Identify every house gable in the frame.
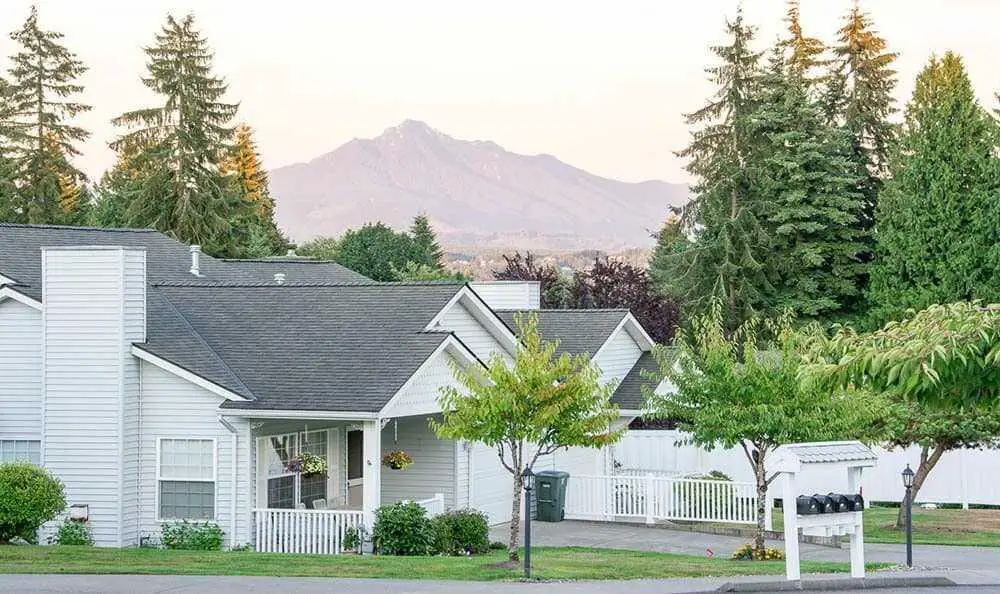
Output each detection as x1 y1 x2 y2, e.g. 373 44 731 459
426 286 518 363
379 335 481 418
0 297 42 439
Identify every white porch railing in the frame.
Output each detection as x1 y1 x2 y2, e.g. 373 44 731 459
413 493 446 517
253 508 364 554
565 474 757 525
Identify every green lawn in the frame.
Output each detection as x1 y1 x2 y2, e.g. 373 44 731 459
773 506 1000 548
0 545 873 581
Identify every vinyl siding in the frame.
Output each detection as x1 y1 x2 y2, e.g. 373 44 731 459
436 301 510 362
593 327 643 388
455 440 470 508
381 349 459 417
139 362 252 547
380 416 457 509
468 282 540 310
121 251 145 546
0 299 42 438
42 248 143 547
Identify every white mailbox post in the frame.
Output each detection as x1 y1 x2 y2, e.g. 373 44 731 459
771 441 878 581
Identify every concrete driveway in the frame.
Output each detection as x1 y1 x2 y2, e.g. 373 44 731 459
490 520 1000 571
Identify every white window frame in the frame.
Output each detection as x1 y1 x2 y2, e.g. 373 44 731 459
0 438 42 465
155 437 217 522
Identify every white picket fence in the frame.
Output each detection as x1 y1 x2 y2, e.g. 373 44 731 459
615 430 1000 507
252 508 364 554
565 474 757 525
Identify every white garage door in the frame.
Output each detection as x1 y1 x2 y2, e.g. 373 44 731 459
472 443 513 525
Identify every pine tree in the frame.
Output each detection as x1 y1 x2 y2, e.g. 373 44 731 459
409 213 444 268
867 52 1000 323
109 14 238 252
0 78 19 223
782 0 826 84
219 124 287 257
6 5 90 224
825 0 897 252
751 49 867 318
648 210 689 297
670 8 768 330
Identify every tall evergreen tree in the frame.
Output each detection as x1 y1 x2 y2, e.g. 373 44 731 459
824 0 897 255
6 5 90 224
669 8 768 330
751 50 867 318
782 0 825 84
109 14 238 253
0 78 19 223
409 213 443 268
219 124 287 257
867 52 1000 323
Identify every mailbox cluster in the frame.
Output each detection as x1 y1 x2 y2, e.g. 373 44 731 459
796 493 864 515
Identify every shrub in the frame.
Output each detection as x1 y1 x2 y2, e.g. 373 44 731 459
731 543 785 561
0 463 66 544
431 509 490 555
343 526 360 553
489 540 506 551
160 520 224 550
52 518 93 546
372 501 434 555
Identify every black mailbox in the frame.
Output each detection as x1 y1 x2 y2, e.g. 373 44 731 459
827 493 851 513
796 495 820 515
843 493 864 512
811 494 836 513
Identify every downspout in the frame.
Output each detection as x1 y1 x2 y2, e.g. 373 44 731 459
218 416 239 550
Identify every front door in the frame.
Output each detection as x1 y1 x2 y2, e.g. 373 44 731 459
347 430 363 508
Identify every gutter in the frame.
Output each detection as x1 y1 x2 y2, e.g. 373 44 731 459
217 416 239 550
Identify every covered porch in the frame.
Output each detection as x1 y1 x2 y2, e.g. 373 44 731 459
237 413 451 554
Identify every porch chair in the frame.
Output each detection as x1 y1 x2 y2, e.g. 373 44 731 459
311 498 328 510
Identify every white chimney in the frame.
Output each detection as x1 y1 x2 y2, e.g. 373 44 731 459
189 245 201 276
286 249 297 258
274 272 286 285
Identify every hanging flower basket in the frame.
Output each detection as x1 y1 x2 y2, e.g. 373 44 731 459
286 452 328 477
382 450 414 470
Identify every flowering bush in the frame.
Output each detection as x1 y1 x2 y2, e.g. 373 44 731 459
731 543 785 561
382 450 414 470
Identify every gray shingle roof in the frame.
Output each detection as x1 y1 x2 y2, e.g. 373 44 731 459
145 283 463 412
495 309 628 357
613 351 658 410
0 223 372 300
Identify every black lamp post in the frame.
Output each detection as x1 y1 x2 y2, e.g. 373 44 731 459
522 467 534 579
902 464 915 568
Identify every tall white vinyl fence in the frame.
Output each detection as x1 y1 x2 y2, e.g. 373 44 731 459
253 509 364 554
565 474 757 525
615 430 1000 508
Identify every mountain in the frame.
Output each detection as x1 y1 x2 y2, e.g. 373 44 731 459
270 120 689 250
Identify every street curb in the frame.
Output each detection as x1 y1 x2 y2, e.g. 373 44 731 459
713 576 957 591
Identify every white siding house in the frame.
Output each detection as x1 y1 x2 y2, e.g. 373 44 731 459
0 224 655 553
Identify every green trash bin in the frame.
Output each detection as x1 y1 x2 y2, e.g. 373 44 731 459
535 470 570 522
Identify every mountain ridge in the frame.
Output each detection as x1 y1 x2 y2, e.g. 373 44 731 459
271 120 689 250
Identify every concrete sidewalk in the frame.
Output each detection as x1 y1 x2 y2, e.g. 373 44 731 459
491 520 1000 571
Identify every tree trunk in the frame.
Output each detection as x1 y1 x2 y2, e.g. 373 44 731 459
508 471 524 562
895 444 946 529
753 454 768 558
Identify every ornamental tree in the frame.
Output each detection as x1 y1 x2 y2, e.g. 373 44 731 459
434 312 621 562
801 301 1000 527
645 300 882 557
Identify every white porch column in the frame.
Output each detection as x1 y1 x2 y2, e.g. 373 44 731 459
362 420 383 529
782 472 800 581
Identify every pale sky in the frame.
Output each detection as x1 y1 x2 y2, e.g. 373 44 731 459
1 0 998 184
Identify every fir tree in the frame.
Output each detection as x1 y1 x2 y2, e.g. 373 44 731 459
867 52 1000 323
782 0 826 84
750 49 867 318
824 0 897 256
7 5 90 224
409 213 443 268
647 210 689 297
109 14 238 252
220 124 287 257
670 8 768 330
0 78 19 223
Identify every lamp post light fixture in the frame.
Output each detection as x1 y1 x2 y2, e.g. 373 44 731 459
902 464 915 568
522 467 535 579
